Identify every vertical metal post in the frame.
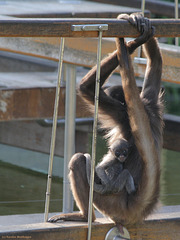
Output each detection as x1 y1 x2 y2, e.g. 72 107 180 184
137 0 146 58
141 0 145 15
175 0 179 46
87 28 103 240
44 37 65 222
71 23 108 239
63 64 76 213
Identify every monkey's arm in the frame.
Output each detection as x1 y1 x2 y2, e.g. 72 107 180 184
141 38 162 102
118 13 162 102
112 169 136 194
79 15 149 123
116 14 160 205
79 51 127 121
117 14 154 55
95 154 114 185
79 51 118 104
85 153 128 194
85 154 113 194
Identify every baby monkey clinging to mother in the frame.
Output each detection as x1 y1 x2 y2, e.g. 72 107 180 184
86 138 135 195
49 13 164 227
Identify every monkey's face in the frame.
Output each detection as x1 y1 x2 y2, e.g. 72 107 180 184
110 139 130 163
114 147 128 162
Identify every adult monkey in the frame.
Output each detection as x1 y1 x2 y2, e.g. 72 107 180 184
49 13 164 226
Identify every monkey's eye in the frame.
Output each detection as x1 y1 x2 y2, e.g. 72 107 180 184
115 150 121 157
122 149 128 156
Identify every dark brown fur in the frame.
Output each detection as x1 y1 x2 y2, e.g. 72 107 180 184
49 13 164 226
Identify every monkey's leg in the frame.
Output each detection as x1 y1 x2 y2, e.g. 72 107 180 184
48 153 96 222
113 169 136 194
85 154 111 194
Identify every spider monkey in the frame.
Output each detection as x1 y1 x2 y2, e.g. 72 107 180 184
49 13 164 226
85 138 135 195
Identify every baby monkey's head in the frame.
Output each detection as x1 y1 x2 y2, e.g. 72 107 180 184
110 138 131 163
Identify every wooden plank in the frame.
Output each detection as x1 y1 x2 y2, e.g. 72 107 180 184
0 1 145 19
92 0 180 18
0 37 179 84
0 19 179 37
0 110 179 152
0 72 58 88
163 114 180 152
134 43 180 84
0 206 180 240
0 87 89 121
0 121 89 156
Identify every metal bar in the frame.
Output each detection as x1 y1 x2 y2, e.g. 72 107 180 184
134 57 147 65
72 24 108 32
137 0 146 58
141 0 146 15
87 29 103 240
40 117 93 126
44 37 65 222
63 64 76 213
0 19 180 37
175 0 179 46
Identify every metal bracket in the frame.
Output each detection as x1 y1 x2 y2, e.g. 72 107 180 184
105 227 131 240
71 24 108 32
134 57 147 65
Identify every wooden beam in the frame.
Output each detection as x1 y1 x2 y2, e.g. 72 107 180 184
0 37 179 84
134 43 180 84
0 87 88 121
163 114 180 152
0 206 180 240
92 0 180 18
0 121 90 157
0 19 180 37
0 1 149 19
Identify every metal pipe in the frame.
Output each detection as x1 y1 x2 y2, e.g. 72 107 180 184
87 28 103 240
63 63 76 213
44 37 65 222
38 117 93 127
137 0 146 58
141 0 146 15
175 0 179 46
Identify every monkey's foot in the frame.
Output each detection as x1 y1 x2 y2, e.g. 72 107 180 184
48 214 66 223
116 223 124 235
48 212 89 223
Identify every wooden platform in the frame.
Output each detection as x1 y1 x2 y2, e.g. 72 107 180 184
0 1 145 19
0 38 179 84
0 206 180 240
93 0 180 18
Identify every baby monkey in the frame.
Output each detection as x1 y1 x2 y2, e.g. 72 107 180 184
86 138 136 194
